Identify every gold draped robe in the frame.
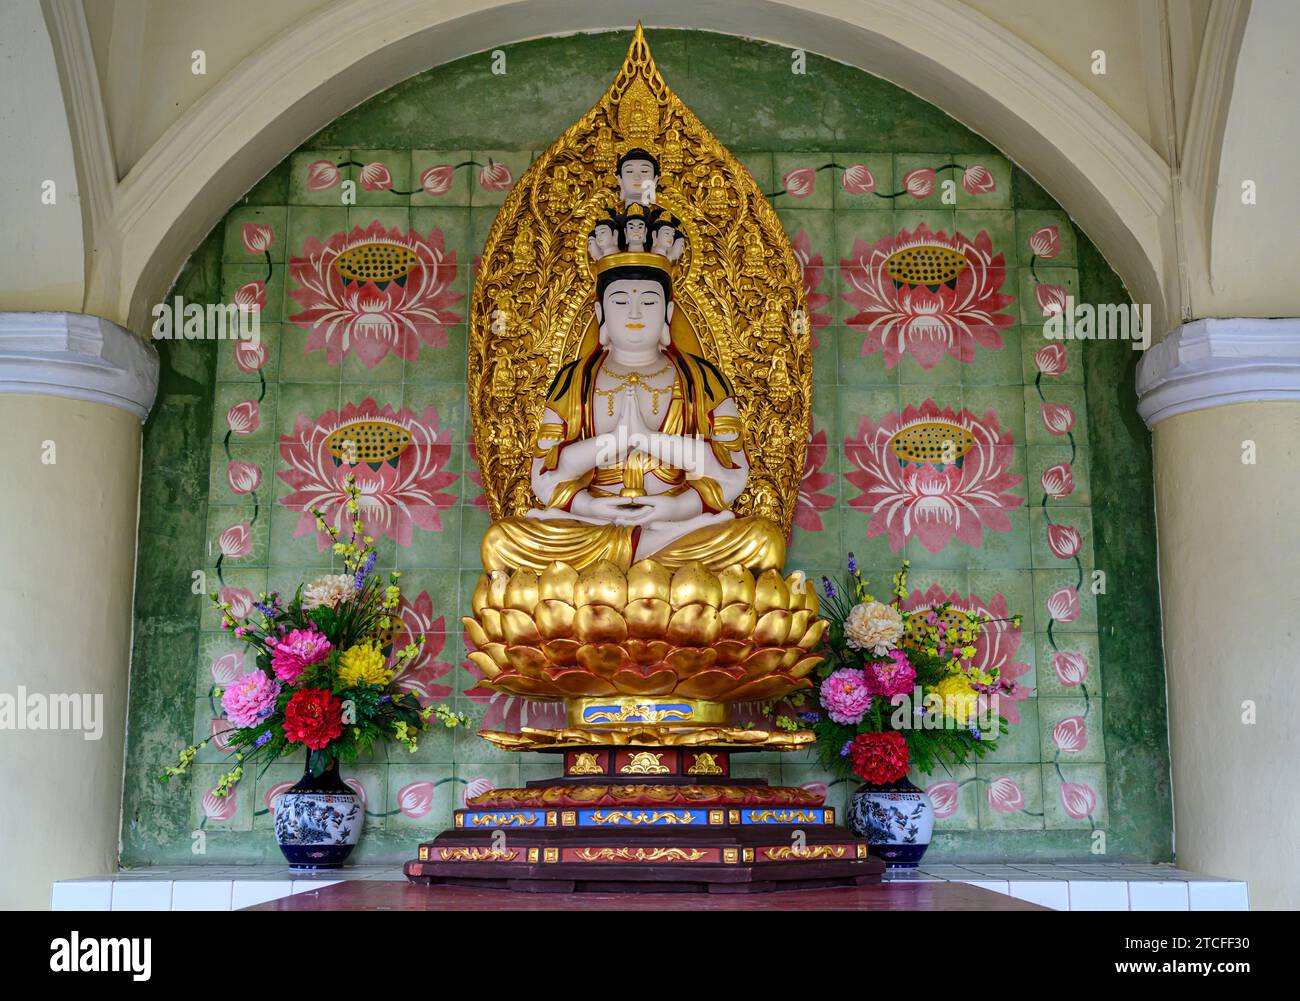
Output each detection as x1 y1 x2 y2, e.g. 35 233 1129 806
480 345 785 573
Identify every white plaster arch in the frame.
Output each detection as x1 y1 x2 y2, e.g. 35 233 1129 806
56 0 1180 334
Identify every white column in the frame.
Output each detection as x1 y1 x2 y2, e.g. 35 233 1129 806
1137 317 1300 911
0 312 157 908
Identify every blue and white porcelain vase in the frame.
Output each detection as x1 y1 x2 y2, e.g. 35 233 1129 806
848 778 935 868
274 760 362 869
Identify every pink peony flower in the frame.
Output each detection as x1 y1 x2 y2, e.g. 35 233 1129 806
241 223 274 254
1047 587 1081 623
1053 716 1088 753
1052 650 1090 686
306 159 341 191
1041 401 1077 435
903 168 935 198
268 628 332 684
865 648 916 698
227 400 260 435
1035 343 1067 376
1061 782 1097 819
1035 283 1068 317
358 162 393 191
1046 523 1082 559
398 780 436 817
478 160 513 192
1041 462 1075 499
1029 225 1061 259
841 163 876 194
819 667 874 725
927 781 959 818
782 167 816 199
227 461 262 495
221 668 281 728
961 164 996 194
420 164 454 195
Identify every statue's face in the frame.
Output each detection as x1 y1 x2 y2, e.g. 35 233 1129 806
593 223 615 247
651 225 676 252
619 159 658 204
598 279 672 350
625 219 647 244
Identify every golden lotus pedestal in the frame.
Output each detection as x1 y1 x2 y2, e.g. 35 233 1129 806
403 694 885 893
403 561 883 891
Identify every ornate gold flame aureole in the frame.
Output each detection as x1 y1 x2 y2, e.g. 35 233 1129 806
465 26 817 749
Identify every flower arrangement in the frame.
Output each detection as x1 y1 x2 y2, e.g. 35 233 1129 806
772 557 1020 786
163 475 465 796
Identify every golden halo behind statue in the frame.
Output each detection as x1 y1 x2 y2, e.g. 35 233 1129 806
468 24 811 538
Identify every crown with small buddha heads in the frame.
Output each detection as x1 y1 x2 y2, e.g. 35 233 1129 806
589 203 683 280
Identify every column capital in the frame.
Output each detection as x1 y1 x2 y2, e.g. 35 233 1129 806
0 312 159 420
1136 317 1300 427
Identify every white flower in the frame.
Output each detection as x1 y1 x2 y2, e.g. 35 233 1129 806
843 600 904 655
301 574 356 611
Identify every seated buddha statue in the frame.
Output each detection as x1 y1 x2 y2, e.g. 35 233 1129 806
480 213 786 575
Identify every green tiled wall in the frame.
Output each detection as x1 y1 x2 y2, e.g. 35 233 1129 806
120 30 1171 865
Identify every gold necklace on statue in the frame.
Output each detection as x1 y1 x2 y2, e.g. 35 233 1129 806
594 361 674 416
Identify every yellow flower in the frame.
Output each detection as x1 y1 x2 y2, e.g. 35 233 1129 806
934 672 979 725
338 643 393 687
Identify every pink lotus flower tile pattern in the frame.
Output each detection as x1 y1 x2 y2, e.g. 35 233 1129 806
842 224 1015 369
276 397 457 548
287 221 463 369
844 400 1024 553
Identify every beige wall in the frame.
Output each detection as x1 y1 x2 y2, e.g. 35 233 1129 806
1153 401 1300 910
0 394 143 908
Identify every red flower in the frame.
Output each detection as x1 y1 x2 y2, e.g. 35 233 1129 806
1061 782 1097 819
227 461 262 495
234 281 266 314
841 224 1015 370
927 781 959 818
1046 523 1082 559
902 168 935 198
848 731 910 785
241 223 274 254
218 523 252 558
1047 586 1081 623
1041 401 1077 435
226 400 260 434
1040 462 1075 498
987 777 1024 813
233 339 266 373
795 426 836 532
782 167 816 199
1052 716 1088 753
1052 650 1089 686
287 220 462 368
841 164 876 194
359 162 393 191
478 160 513 192
306 159 341 192
282 687 344 750
961 165 996 194
420 165 454 196
1029 225 1061 259
1035 283 1068 316
1035 343 1067 376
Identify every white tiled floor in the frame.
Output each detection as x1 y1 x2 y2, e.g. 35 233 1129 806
50 862 1249 910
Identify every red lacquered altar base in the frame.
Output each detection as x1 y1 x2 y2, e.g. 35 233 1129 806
252 880 1046 911
404 748 885 893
